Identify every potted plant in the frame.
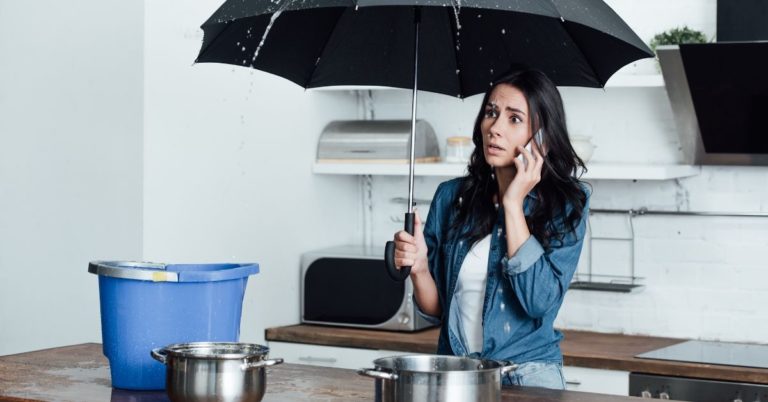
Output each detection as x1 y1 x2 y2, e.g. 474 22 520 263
649 26 708 54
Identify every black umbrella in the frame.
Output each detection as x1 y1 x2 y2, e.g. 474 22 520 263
196 0 652 280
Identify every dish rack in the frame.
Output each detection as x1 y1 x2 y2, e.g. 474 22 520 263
571 209 645 293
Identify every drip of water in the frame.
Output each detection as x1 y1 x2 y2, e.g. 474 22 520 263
450 0 462 29
450 0 462 51
251 5 286 63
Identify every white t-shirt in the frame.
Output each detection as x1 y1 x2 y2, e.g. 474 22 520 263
455 234 491 354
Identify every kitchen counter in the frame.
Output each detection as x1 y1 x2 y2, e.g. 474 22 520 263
266 325 768 385
0 343 659 401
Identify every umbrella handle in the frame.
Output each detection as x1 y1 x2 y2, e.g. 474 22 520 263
384 212 414 281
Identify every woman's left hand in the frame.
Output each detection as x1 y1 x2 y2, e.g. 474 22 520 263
503 142 544 207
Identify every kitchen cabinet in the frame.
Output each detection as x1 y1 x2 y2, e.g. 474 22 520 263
562 366 630 396
267 341 413 370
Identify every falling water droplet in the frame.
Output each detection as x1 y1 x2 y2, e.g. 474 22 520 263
501 29 506 34
504 322 511 333
500 303 506 311
252 10 284 62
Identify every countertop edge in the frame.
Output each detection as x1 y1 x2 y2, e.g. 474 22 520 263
266 325 768 385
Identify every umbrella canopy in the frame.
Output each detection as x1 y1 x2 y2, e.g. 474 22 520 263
196 0 652 281
196 0 653 97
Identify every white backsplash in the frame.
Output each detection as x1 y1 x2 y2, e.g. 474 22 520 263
369 166 768 344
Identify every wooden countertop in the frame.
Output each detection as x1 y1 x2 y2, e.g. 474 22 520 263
266 324 768 385
0 343 652 402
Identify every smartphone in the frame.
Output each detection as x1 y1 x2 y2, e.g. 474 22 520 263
516 129 545 168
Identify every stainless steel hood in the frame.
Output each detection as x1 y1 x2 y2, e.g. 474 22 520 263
657 43 768 165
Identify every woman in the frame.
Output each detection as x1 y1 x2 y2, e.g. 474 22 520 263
393 67 590 389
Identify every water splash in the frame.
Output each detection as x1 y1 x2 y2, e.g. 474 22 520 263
251 8 285 63
450 0 462 51
450 0 462 29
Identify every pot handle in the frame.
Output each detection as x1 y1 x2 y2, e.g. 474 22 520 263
500 361 518 375
242 358 284 370
150 348 168 365
357 368 399 381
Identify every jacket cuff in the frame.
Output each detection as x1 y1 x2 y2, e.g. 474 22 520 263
501 235 545 276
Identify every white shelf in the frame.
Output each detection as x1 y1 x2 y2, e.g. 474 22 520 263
581 164 699 180
313 162 700 180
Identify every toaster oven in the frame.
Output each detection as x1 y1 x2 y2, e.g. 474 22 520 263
300 245 438 332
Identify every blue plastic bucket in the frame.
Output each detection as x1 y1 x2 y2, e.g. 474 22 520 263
88 261 259 390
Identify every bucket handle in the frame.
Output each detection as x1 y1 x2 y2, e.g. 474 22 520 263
500 361 518 375
357 368 398 381
150 348 168 365
242 358 284 370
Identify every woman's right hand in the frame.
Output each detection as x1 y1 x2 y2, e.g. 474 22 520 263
393 211 429 277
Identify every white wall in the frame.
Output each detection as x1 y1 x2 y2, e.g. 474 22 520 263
2 0 761 356
365 0 768 344
0 0 144 354
142 0 360 345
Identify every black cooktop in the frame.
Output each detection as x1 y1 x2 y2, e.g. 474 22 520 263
636 340 768 369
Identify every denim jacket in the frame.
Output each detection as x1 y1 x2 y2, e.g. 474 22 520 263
417 177 590 364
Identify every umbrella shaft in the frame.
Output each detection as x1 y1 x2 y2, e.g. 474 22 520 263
408 8 420 214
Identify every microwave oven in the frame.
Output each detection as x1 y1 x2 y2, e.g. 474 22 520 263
300 245 438 332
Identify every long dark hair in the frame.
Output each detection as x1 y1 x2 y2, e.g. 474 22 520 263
450 67 589 249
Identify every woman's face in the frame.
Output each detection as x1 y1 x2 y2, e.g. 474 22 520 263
480 83 533 168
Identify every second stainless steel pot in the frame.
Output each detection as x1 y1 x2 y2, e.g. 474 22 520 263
151 342 282 402
358 355 517 402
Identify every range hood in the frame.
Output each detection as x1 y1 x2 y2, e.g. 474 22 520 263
657 42 768 165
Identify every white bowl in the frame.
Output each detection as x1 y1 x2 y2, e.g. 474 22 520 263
570 136 595 162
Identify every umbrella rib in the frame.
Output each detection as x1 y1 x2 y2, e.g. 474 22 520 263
303 7 350 88
545 1 603 86
560 20 604 86
445 6 464 98
196 22 239 63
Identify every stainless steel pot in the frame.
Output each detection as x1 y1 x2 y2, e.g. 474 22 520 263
151 342 283 402
358 355 517 402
